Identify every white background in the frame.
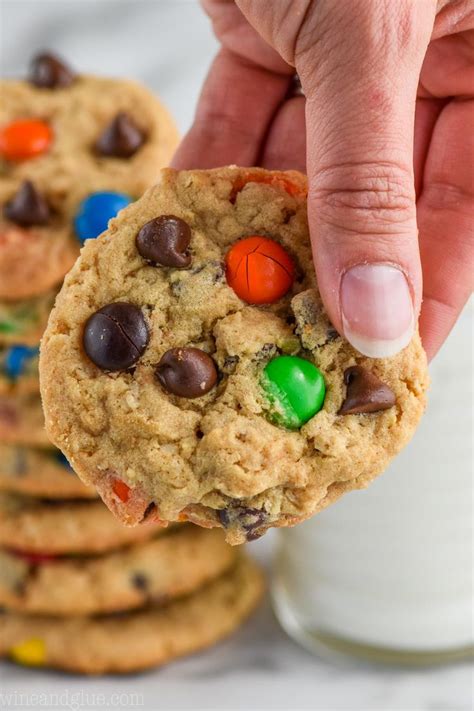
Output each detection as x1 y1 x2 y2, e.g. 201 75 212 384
0 2 472 709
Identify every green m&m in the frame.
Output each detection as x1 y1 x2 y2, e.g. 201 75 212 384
261 355 325 430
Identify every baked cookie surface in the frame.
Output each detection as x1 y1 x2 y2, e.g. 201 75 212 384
40 167 429 544
0 525 236 616
0 555 263 674
0 493 161 554
0 445 96 499
0 52 179 299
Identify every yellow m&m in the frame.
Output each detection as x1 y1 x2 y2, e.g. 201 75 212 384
10 637 45 666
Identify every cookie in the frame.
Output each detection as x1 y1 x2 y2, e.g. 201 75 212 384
0 393 48 447
0 525 237 616
0 52 179 299
0 290 56 347
0 445 96 499
0 493 162 554
0 555 263 674
0 343 39 395
40 167 429 545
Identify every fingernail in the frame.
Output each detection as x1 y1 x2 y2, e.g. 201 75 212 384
341 264 414 358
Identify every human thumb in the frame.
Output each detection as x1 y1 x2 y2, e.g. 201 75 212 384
237 0 436 356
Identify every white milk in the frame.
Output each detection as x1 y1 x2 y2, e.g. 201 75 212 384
273 305 473 662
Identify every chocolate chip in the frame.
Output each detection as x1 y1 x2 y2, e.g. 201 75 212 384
222 355 239 374
218 506 267 541
189 260 224 283
325 327 340 343
136 215 192 268
3 181 50 227
29 51 76 89
95 112 146 158
141 502 158 522
131 572 149 592
83 302 149 372
156 347 217 398
339 366 396 415
254 343 279 362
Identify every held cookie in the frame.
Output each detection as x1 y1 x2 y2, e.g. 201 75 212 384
0 445 96 499
40 167 429 544
0 493 162 554
0 526 237 616
0 52 179 299
0 556 263 674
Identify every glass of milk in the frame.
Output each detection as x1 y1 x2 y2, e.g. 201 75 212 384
272 305 473 664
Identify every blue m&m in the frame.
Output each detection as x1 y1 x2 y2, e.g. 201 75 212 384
3 345 39 380
53 450 73 470
74 191 133 244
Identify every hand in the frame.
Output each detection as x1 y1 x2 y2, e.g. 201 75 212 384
173 0 473 360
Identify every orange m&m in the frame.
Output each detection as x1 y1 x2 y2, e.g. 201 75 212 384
0 119 53 161
112 478 130 503
230 170 307 202
225 236 294 304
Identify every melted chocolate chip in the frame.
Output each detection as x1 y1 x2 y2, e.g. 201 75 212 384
95 112 145 158
222 355 239 374
339 366 396 415
325 327 340 343
131 572 149 591
156 347 217 398
136 215 192 268
29 52 76 89
83 302 149 372
4 181 50 227
218 506 267 541
141 502 158 522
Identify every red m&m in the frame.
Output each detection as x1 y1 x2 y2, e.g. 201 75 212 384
0 119 52 161
225 236 294 304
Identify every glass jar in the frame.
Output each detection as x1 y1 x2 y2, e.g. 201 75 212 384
272 306 473 665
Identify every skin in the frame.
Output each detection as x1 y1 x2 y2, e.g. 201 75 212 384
173 0 474 361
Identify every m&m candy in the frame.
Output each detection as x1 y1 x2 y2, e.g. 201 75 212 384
0 119 52 161
53 450 73 470
9 638 46 667
3 344 39 380
10 549 58 564
74 191 133 244
226 236 294 304
112 478 131 503
261 355 325 430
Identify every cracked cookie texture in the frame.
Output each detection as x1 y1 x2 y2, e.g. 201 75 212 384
40 167 429 544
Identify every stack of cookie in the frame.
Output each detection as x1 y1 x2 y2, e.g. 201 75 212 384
0 54 263 674
0 50 180 467
0 497 262 673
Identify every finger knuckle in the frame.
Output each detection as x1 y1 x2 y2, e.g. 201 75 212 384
311 162 416 233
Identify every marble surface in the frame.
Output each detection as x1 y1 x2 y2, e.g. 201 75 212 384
0 2 472 709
